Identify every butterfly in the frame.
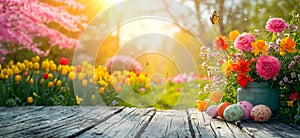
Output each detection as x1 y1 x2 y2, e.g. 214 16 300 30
210 11 220 24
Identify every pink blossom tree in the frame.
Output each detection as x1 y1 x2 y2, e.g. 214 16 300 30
0 0 86 62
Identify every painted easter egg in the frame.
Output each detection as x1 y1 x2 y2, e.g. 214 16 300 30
206 105 218 117
223 104 244 122
237 101 254 120
217 102 231 119
250 104 272 122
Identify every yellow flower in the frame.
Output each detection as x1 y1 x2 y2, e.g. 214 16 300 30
56 80 62 87
76 95 83 104
91 94 96 100
280 37 297 56
145 83 151 89
82 79 88 87
251 40 268 56
287 100 294 107
19 63 26 70
98 79 107 86
48 73 53 79
77 73 85 81
61 69 68 76
82 61 89 68
57 65 62 71
0 73 4 79
42 60 50 70
50 64 57 71
31 56 40 63
221 60 233 75
48 81 54 87
15 75 22 82
29 78 34 85
228 30 240 42
27 62 33 69
68 72 76 80
27 97 33 104
67 66 75 72
13 67 21 74
8 60 14 66
138 74 146 82
7 69 13 76
0 64 2 71
92 75 99 81
33 62 39 70
2 69 7 75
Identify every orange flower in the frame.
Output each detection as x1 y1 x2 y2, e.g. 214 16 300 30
27 97 33 104
196 100 208 111
280 37 297 56
232 59 250 73
251 40 268 56
82 79 88 87
215 35 229 50
228 30 240 42
222 60 233 75
98 87 105 94
237 73 253 88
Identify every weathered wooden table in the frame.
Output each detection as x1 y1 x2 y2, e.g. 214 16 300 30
0 106 299 138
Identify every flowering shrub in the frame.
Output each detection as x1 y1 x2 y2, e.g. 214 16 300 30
0 1 86 62
104 55 142 73
216 11 300 123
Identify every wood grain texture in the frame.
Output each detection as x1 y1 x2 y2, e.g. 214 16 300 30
0 106 300 138
140 110 192 138
238 121 283 138
187 108 215 138
79 107 155 138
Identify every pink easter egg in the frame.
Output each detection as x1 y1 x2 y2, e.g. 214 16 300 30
206 105 218 117
250 104 272 122
237 101 254 120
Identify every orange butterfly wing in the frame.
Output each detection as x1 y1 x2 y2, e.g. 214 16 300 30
210 11 220 24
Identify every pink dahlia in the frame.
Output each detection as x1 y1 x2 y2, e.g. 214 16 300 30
256 56 281 80
265 18 288 33
234 33 255 52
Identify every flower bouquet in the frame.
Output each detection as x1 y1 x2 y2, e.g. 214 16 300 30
215 11 300 123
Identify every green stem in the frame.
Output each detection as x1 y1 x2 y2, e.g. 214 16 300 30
264 32 272 40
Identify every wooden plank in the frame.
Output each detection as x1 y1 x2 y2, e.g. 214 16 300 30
260 121 300 137
0 106 83 136
187 108 214 138
79 107 156 138
17 106 124 138
0 106 43 120
238 121 283 138
225 121 251 138
210 117 235 138
0 107 7 111
140 110 192 138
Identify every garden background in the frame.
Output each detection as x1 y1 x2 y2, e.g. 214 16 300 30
0 0 299 124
